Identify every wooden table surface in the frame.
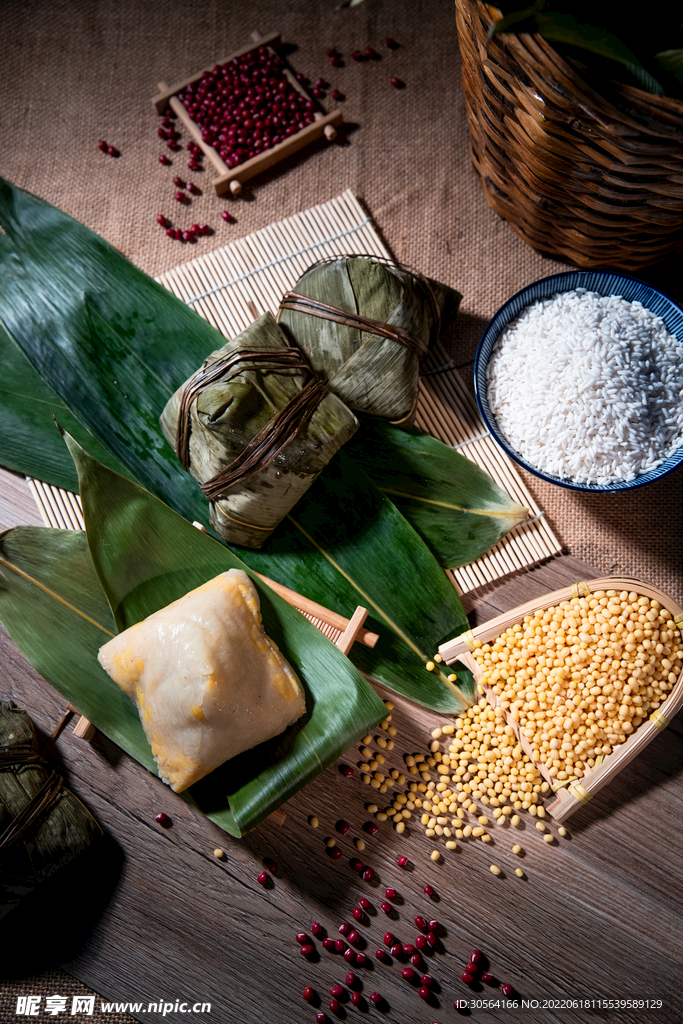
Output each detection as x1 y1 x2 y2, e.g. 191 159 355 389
1 467 682 1024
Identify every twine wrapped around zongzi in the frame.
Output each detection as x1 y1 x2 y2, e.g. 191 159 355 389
160 312 358 549
277 255 459 425
0 700 102 920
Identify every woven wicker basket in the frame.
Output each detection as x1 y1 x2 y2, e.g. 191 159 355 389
456 1 683 270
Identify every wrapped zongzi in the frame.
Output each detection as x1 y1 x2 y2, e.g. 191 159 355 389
0 700 102 920
277 256 461 424
160 312 358 548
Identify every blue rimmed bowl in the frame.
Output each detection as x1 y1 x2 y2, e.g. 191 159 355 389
474 270 683 492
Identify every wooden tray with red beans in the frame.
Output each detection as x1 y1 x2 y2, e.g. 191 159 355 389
152 31 343 196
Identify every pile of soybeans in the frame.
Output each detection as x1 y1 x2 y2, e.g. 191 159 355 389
469 589 682 781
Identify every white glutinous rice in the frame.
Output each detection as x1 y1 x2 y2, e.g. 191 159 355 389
486 289 683 485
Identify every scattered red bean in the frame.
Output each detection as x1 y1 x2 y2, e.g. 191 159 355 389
167 140 179 150
355 952 368 967
155 812 171 826
221 210 235 223
300 944 314 957
383 932 395 946
420 975 433 988
358 897 371 910
347 930 360 945
470 949 483 963
339 764 354 777
362 821 379 835
481 972 494 984
362 867 374 882
465 962 478 974
397 855 408 868
410 953 421 967
334 939 346 953
350 992 362 1006
316 1014 328 1024
390 943 402 958
174 191 186 202
312 922 324 937
329 998 339 1012
182 231 195 242
462 971 475 985
423 884 435 897
329 847 343 860
401 967 416 981
427 932 438 948
349 857 364 873
352 908 363 922
415 915 427 931
156 215 167 227
98 140 107 152
330 985 344 998
345 972 356 987
390 76 403 89
351 50 363 61
303 986 315 1002
172 176 184 187
186 181 199 194
380 902 392 914
336 819 350 835
256 871 268 885
375 949 388 963
403 944 416 956
322 937 335 951
339 922 351 936
295 932 309 944
418 986 430 1000
343 947 355 964
106 146 118 157
173 228 182 240
365 47 378 59
385 38 399 49
415 935 427 950
428 919 439 931
501 984 514 997
369 993 382 1005
165 227 175 238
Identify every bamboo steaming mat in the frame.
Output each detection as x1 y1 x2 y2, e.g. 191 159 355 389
28 189 560 594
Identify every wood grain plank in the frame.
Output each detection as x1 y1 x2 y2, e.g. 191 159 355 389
2 555 682 1023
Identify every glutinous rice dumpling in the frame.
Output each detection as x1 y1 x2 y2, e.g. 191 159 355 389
98 569 306 793
160 311 358 549
277 255 461 425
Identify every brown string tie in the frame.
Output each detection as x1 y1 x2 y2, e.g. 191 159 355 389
279 291 429 359
176 346 330 498
0 767 64 849
0 744 42 768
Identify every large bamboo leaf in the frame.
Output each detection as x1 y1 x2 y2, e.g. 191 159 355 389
0 322 131 491
0 178 475 712
348 418 529 569
0 440 388 837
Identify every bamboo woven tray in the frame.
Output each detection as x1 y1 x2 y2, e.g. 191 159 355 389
439 576 683 822
27 190 561 594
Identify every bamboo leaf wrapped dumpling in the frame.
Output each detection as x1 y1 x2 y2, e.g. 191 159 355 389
277 256 462 424
98 569 307 793
160 312 358 549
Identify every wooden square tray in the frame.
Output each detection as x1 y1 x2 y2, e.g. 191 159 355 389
152 31 342 196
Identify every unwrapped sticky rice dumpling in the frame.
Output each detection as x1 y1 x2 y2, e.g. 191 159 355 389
97 569 306 793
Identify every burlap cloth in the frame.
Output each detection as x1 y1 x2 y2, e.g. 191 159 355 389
0 0 681 1015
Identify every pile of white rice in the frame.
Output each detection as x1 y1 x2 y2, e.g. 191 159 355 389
485 288 683 485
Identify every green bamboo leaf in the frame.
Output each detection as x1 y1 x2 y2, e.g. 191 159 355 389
0 321 132 491
346 418 529 569
0 439 389 837
0 178 475 712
